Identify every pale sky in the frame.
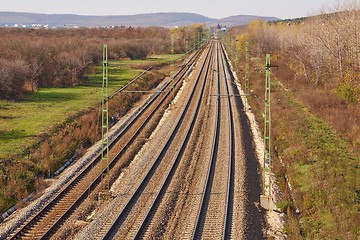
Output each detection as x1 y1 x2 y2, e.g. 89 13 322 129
0 0 351 19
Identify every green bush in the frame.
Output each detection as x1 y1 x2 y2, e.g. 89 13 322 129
336 81 359 103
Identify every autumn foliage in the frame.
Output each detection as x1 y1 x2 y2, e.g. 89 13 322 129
0 25 208 215
225 2 359 238
0 27 170 99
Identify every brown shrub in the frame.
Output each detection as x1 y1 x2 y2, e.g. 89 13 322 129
0 58 29 99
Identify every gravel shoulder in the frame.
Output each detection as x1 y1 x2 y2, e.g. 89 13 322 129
223 44 286 239
0 73 168 239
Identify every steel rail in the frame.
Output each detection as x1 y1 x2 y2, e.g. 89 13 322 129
8 47 204 240
192 40 235 239
219 41 235 240
192 41 221 240
101 42 214 240
132 42 215 239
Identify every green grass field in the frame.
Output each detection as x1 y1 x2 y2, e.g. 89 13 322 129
0 54 183 159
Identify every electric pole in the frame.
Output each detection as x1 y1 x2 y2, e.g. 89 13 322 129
101 44 110 195
244 42 250 111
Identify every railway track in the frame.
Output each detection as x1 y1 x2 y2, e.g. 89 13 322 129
98 41 215 240
5 39 264 240
219 41 235 240
5 45 205 240
132 41 216 240
94 40 239 239
192 40 235 239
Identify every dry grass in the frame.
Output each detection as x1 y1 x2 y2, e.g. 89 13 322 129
229 49 360 239
0 64 166 214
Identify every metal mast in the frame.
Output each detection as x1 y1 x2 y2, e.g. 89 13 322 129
264 54 271 197
101 44 110 190
194 32 197 50
171 32 174 93
244 42 250 111
186 31 189 63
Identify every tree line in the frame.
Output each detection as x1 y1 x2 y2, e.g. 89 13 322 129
0 24 207 214
230 3 359 101
224 1 359 238
0 25 206 99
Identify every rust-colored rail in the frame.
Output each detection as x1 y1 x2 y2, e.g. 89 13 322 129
7 48 204 240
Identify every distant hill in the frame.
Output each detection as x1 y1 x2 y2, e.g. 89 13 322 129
208 15 279 26
0 12 279 28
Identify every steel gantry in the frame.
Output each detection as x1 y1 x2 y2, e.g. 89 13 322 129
260 54 275 210
264 54 271 190
101 44 110 191
244 41 250 111
186 31 189 63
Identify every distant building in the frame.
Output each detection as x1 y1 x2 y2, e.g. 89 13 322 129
220 27 227 32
